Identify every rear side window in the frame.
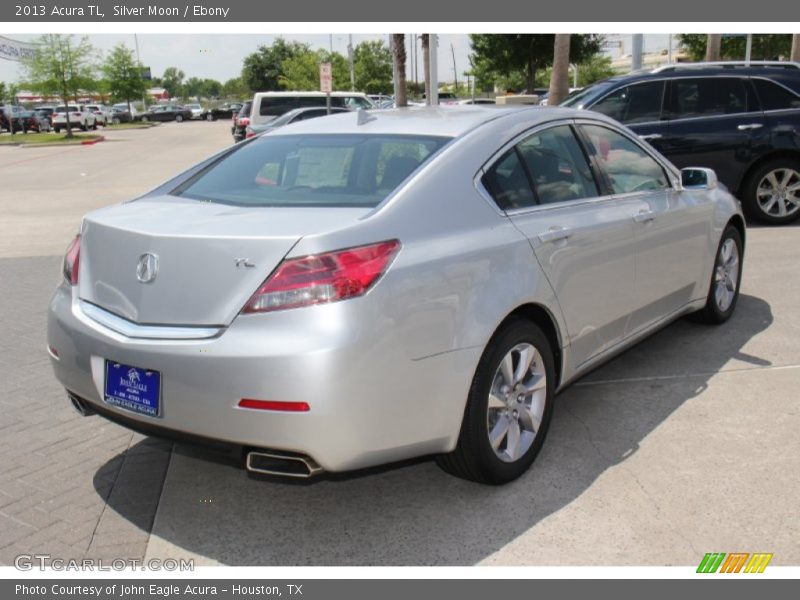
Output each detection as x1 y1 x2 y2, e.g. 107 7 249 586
591 81 665 124
752 78 800 110
298 96 328 108
669 78 749 118
517 125 599 204
259 97 297 117
580 124 669 194
481 149 536 210
172 134 450 208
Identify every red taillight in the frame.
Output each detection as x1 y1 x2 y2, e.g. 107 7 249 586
242 240 401 314
72 112 81 117
63 234 80 285
245 131 256 139
238 399 310 412
238 117 250 127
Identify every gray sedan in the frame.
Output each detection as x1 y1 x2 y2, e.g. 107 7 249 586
47 107 744 484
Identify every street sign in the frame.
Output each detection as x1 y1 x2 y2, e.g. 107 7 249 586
320 62 332 93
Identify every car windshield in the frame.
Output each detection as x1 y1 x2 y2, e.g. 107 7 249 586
560 83 612 108
172 134 451 208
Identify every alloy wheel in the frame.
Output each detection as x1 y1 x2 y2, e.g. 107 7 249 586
714 238 740 312
756 168 800 219
486 343 547 463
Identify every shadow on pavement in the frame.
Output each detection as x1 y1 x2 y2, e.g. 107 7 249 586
93 294 773 565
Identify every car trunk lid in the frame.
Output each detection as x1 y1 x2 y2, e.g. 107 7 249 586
78 196 370 326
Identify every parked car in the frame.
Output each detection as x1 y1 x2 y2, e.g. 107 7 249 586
184 103 204 120
84 104 114 126
48 106 744 484
112 102 138 118
458 98 497 105
231 101 253 142
249 92 374 130
244 106 349 139
201 102 243 121
561 61 800 224
33 105 57 120
110 107 133 124
0 104 24 132
368 94 394 107
51 106 97 132
136 105 193 123
10 110 52 133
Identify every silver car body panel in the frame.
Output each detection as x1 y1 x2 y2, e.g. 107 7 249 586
47 106 744 472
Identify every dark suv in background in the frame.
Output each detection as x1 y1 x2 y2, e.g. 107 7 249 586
562 61 800 224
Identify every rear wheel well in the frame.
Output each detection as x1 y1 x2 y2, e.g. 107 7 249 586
499 304 563 389
739 150 800 194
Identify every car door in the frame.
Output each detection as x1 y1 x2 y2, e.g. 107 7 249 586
659 76 768 190
587 79 669 153
577 122 712 335
481 122 639 366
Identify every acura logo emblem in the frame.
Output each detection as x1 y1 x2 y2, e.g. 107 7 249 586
136 253 159 283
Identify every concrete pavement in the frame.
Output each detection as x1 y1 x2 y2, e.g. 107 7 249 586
1 121 798 567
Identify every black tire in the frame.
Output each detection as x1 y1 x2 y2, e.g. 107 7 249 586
692 225 743 325
740 158 800 225
206 113 215 122
141 116 149 123
436 318 555 484
81 122 87 132
92 121 98 130
175 114 184 123
54 127 61 133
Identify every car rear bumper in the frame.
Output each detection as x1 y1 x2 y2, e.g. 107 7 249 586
47 283 477 472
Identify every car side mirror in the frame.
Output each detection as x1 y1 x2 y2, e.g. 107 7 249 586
681 167 718 190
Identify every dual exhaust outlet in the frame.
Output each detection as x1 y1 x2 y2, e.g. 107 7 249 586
66 392 323 479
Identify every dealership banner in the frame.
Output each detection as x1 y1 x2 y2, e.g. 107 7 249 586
1 0 800 21
0 35 37 62
3 579 799 600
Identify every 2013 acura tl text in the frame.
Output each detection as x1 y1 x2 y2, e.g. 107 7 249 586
47 107 745 484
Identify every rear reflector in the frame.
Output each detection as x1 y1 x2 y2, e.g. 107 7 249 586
238 399 310 412
242 239 401 314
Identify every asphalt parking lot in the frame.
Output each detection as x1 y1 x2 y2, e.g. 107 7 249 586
1 121 798 566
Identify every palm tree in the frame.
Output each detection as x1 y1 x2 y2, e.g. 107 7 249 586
391 34 407 107
791 34 800 63
421 34 431 105
705 34 722 61
548 34 571 106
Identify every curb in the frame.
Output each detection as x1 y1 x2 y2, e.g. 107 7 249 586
80 136 105 146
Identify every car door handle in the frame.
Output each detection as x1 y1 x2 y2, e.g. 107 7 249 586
639 133 663 141
737 123 764 131
538 227 572 243
633 210 656 223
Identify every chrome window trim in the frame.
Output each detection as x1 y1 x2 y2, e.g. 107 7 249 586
474 118 681 215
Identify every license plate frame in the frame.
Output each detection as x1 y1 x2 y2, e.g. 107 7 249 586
103 360 162 418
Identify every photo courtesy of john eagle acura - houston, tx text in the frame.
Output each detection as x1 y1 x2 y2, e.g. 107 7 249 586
47 106 745 484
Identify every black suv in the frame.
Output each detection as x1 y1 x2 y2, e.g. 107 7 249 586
562 62 800 224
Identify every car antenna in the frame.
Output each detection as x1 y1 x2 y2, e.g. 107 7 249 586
356 109 377 126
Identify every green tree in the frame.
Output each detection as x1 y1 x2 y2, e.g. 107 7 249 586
0 82 7 103
575 55 616 87
677 34 795 61
469 34 603 93
222 76 248 98
279 48 349 91
19 34 96 137
183 76 203 99
200 78 222 99
101 43 146 112
353 40 392 94
161 67 185 99
241 38 307 92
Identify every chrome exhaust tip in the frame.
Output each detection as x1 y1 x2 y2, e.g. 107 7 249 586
246 450 323 479
67 392 96 417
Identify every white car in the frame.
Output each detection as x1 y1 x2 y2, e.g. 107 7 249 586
51 106 97 132
84 104 114 126
184 103 204 120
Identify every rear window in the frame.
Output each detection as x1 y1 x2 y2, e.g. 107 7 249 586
752 78 800 110
172 134 451 208
669 78 751 118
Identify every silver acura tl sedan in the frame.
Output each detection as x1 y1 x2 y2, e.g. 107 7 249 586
47 106 745 484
